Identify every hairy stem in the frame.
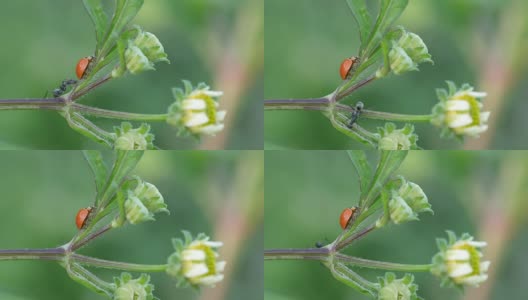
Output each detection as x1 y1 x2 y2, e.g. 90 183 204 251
361 110 433 122
335 254 433 272
71 224 113 252
71 254 167 272
0 98 65 111
0 247 65 261
71 103 168 121
264 248 330 261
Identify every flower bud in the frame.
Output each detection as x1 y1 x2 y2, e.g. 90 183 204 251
134 31 169 63
167 81 226 136
388 45 417 75
386 176 432 224
398 181 432 213
123 178 168 225
397 32 432 65
167 231 226 288
113 273 156 300
378 273 420 300
378 123 418 150
114 122 154 150
431 81 490 138
133 180 168 213
431 231 490 287
124 45 155 75
388 196 417 224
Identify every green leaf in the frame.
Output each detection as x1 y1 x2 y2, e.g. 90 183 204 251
83 150 109 196
100 0 144 57
97 150 144 208
362 150 407 209
347 151 372 200
362 0 408 59
345 0 373 50
82 0 109 53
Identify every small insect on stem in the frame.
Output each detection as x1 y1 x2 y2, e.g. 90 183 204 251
75 207 93 230
347 101 364 128
53 79 78 97
76 56 94 79
339 206 359 230
339 56 359 80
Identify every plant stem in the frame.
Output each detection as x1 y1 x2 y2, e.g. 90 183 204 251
335 224 377 251
336 76 377 101
335 254 432 272
0 98 65 111
72 74 112 100
264 97 330 111
361 110 433 122
264 248 329 261
71 224 112 252
71 103 168 122
71 254 167 272
0 247 65 261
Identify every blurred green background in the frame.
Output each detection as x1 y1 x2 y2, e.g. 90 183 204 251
264 0 528 149
0 0 263 150
0 151 263 300
264 151 528 300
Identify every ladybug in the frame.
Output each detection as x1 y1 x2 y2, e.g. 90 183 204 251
339 56 358 80
76 207 93 229
339 207 358 229
76 56 94 79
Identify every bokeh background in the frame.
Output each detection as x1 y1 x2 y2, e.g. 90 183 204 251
265 151 528 300
0 151 263 300
264 0 528 149
0 0 263 150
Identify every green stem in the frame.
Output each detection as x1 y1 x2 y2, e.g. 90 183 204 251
71 254 167 272
0 247 65 261
71 103 168 122
264 248 329 261
0 98 65 111
335 254 433 272
72 75 112 100
264 97 331 111
71 224 112 252
361 110 433 122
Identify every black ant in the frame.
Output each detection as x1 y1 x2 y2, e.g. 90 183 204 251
347 101 364 128
52 79 78 97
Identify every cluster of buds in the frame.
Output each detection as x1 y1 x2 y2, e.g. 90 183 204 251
377 273 420 300
378 28 433 77
378 176 432 225
432 81 490 138
113 273 156 300
114 122 154 150
167 81 226 136
431 231 490 287
113 26 170 77
377 123 419 150
167 231 226 288
115 177 169 226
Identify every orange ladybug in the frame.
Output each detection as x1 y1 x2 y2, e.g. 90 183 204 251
339 56 358 80
76 56 94 79
339 207 358 229
75 207 93 229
